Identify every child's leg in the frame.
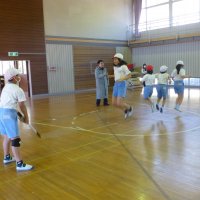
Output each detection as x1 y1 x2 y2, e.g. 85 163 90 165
156 98 161 110
162 98 166 107
11 137 22 162
3 135 11 157
2 135 15 164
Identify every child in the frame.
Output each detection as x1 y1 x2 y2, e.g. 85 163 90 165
0 68 33 171
111 53 133 119
95 60 109 106
155 65 171 113
171 60 190 112
142 65 156 112
141 63 147 76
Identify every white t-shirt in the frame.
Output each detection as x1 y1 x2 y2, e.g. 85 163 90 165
0 83 26 110
142 74 155 85
156 73 170 84
171 68 186 81
114 65 131 81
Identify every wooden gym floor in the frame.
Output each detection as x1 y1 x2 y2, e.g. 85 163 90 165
0 87 200 200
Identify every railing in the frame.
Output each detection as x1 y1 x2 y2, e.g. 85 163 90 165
128 13 200 44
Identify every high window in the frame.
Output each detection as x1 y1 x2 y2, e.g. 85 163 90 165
139 0 200 31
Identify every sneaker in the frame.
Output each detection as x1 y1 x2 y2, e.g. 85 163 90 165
3 156 15 164
128 106 133 117
160 107 163 113
16 162 33 171
156 104 159 111
124 109 128 119
174 107 182 112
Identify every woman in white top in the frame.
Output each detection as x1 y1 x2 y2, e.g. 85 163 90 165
155 65 171 113
171 60 190 112
110 53 133 119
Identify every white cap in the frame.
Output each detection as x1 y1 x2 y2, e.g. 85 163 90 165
113 53 123 60
160 65 168 72
4 68 19 81
176 60 184 65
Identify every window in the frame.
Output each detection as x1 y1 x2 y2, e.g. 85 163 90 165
147 0 169 7
173 0 200 26
139 0 200 32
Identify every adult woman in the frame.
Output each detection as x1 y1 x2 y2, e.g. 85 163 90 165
95 60 109 106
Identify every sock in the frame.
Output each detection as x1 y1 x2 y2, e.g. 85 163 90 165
4 154 11 160
17 160 23 167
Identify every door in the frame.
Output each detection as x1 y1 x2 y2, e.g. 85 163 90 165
0 60 31 97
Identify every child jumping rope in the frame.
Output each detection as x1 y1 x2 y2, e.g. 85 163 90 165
155 65 171 113
142 65 156 112
110 53 133 119
171 60 190 112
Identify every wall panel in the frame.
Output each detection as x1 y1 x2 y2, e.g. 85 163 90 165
132 41 200 77
46 44 74 94
73 46 116 90
0 0 48 95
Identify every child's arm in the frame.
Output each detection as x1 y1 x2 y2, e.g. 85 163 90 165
18 101 29 124
168 74 172 84
108 74 114 78
116 73 131 82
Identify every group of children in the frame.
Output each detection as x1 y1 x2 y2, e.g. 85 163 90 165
95 53 190 119
142 60 190 113
0 53 189 172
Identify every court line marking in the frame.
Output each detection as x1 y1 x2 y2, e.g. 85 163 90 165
68 104 200 137
30 103 200 138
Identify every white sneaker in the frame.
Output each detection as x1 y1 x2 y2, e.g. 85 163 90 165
16 163 33 171
124 109 128 119
174 107 182 112
3 156 15 164
128 106 133 117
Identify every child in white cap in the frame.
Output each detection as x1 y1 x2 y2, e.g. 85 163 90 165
0 68 33 171
110 53 133 119
142 65 156 112
155 65 171 113
171 60 190 112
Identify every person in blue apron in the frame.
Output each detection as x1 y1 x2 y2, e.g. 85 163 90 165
95 60 109 106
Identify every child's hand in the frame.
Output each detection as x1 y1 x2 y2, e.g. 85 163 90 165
108 75 114 78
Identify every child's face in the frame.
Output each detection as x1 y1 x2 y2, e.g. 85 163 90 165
98 62 104 68
113 57 119 66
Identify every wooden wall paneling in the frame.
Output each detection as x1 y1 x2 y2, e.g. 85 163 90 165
0 0 48 95
73 46 116 90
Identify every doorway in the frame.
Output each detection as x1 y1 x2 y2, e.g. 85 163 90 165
0 60 32 97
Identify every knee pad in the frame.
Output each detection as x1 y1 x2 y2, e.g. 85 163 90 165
11 138 21 147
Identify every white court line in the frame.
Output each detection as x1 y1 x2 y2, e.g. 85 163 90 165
69 104 200 137
32 104 200 138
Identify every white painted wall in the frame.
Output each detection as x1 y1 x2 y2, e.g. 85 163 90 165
43 0 133 40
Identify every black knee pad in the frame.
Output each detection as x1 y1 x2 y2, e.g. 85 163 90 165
11 138 21 147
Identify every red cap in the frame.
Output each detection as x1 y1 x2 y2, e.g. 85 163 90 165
146 65 153 71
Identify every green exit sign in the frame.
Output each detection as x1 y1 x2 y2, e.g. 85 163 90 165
8 52 19 56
